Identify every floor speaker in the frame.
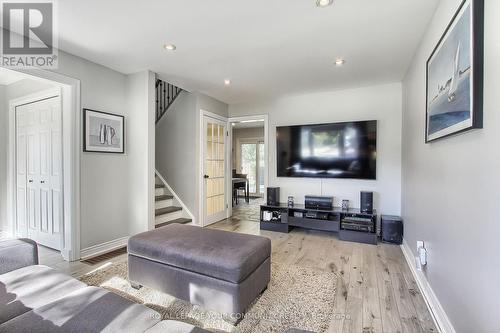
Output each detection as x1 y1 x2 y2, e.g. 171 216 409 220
381 215 403 244
360 191 373 213
267 187 280 206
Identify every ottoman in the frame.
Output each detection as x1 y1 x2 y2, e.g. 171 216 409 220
128 224 271 315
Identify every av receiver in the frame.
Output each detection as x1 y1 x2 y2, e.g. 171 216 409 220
305 211 329 220
341 214 375 233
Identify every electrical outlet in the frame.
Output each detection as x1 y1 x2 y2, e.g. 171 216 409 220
416 241 427 269
416 240 427 268
415 256 422 271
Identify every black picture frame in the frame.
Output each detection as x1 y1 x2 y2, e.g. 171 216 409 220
425 0 484 143
83 108 125 154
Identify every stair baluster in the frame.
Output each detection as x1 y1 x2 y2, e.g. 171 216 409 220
155 79 183 124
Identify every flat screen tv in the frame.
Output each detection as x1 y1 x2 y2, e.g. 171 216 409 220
276 120 377 179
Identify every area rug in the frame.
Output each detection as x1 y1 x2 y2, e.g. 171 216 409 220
78 262 336 333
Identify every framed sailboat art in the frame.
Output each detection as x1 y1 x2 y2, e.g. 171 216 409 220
83 109 125 153
425 0 484 143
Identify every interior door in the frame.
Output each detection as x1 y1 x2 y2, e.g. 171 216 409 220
16 96 62 250
203 116 227 226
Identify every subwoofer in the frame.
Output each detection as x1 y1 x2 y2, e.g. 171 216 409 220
360 191 373 213
267 187 280 206
381 215 403 244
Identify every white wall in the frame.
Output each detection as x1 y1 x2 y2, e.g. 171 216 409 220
402 1 500 332
53 51 131 249
4 78 55 100
156 90 228 223
126 71 156 235
229 83 402 214
0 85 6 232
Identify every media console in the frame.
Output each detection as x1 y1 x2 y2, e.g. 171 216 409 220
260 203 378 245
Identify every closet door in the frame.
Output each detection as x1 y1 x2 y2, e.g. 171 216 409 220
16 96 62 250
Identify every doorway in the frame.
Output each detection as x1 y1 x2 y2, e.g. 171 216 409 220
4 67 81 261
228 115 268 218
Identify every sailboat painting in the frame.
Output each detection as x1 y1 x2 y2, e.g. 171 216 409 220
426 0 483 142
84 109 125 153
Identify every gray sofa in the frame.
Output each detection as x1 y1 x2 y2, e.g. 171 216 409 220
0 238 209 333
128 224 271 315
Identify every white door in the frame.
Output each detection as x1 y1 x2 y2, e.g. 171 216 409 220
16 96 62 250
203 116 227 226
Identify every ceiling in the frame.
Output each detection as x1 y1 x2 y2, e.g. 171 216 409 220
55 0 439 104
0 68 26 85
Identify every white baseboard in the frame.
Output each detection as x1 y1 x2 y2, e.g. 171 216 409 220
400 239 456 333
80 236 129 260
155 170 196 225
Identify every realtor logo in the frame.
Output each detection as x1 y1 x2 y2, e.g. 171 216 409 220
1 0 58 68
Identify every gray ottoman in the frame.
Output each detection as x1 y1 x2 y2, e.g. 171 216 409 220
128 224 271 315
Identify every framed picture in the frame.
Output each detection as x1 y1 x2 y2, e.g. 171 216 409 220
425 0 484 143
83 109 125 153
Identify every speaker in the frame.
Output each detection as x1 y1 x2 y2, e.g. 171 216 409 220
267 187 280 206
381 215 403 244
360 191 373 213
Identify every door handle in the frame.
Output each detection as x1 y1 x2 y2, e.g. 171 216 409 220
204 175 209 179
28 179 33 183
40 181 45 184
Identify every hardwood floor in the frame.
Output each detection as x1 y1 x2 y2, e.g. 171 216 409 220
33 199 437 333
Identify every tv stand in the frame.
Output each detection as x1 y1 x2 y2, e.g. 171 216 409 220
260 203 377 245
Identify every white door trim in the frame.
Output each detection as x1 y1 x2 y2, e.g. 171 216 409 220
227 115 269 218
199 109 229 227
7 69 81 262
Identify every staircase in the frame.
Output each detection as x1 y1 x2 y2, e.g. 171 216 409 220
155 175 192 228
156 79 183 124
155 77 189 227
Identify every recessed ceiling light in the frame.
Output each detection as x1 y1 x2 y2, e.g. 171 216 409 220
164 44 176 51
316 0 333 7
335 58 346 66
224 79 231 85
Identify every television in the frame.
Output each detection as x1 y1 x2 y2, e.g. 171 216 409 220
276 120 377 179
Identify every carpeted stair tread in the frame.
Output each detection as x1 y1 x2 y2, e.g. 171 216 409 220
155 218 192 228
155 194 173 201
155 206 182 216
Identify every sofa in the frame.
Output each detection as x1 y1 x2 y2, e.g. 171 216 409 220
0 238 209 333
